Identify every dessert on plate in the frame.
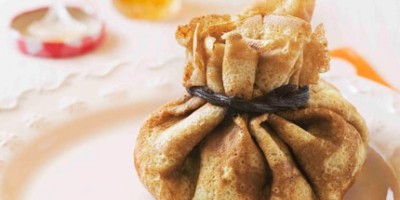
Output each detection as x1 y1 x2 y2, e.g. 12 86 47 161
134 0 368 199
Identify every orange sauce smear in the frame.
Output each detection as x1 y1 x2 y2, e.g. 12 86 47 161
330 48 396 91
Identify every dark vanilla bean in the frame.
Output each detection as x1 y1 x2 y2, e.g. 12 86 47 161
187 85 309 113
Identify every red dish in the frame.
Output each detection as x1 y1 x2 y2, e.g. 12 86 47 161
10 7 105 58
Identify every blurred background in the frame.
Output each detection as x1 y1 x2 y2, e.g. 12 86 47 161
0 0 399 111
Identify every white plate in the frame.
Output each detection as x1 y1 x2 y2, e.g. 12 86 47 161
1 58 400 200
2 102 156 200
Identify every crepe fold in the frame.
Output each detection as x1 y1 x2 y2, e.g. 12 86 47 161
176 13 329 100
134 1 368 200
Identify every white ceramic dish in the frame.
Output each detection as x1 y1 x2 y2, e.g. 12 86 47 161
1 58 400 200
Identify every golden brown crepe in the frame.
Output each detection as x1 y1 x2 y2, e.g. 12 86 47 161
134 0 368 200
